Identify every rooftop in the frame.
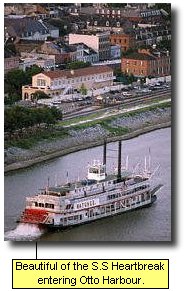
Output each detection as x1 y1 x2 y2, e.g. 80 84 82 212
4 17 58 38
40 65 113 79
69 30 110 36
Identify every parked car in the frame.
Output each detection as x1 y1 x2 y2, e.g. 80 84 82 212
122 92 132 96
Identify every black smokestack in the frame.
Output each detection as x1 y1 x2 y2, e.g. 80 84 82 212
117 140 122 181
103 139 107 166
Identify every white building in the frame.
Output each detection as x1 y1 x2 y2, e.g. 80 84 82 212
22 65 114 100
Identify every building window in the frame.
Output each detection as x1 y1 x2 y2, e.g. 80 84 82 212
37 78 46 87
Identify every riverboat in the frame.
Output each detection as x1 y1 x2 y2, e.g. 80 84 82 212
19 141 161 229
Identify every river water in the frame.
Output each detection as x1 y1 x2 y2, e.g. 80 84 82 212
4 128 171 241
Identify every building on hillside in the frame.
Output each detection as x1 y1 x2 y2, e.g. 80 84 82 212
134 25 171 47
4 4 48 17
86 16 136 33
4 57 20 74
110 32 136 52
4 17 59 41
69 4 166 23
69 43 99 63
40 41 67 55
19 53 55 71
40 41 99 64
69 31 110 61
14 39 44 54
121 48 171 77
22 65 114 100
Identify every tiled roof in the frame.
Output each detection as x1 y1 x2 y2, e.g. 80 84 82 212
40 66 113 79
123 53 155 60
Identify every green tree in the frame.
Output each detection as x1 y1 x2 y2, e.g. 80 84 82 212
49 107 62 120
4 94 21 105
4 105 62 134
79 83 87 95
4 65 43 103
5 69 26 96
25 65 43 84
32 91 50 101
66 61 91 70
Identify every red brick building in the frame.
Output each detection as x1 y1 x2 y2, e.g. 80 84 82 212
121 49 171 77
110 33 135 52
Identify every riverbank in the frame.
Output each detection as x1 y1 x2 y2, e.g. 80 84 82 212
4 117 171 173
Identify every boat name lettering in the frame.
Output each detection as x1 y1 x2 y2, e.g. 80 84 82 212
74 198 99 210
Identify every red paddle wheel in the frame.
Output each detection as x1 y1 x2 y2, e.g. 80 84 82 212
20 208 49 224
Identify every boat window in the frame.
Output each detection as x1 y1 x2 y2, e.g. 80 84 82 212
39 203 44 207
66 204 72 210
89 168 98 174
45 203 54 209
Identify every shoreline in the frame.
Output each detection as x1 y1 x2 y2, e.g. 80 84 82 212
4 121 171 173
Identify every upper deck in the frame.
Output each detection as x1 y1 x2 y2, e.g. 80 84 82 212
39 170 148 199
